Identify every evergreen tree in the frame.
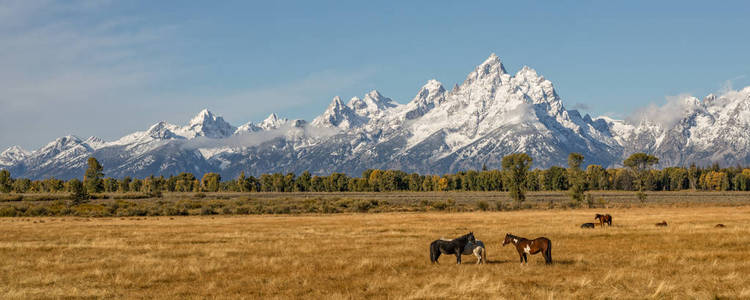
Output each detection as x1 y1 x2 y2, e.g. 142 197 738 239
83 157 104 194
238 171 247 192
68 178 88 205
567 153 586 203
501 153 533 208
0 169 11 193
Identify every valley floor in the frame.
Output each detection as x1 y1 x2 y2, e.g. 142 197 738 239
2 206 750 298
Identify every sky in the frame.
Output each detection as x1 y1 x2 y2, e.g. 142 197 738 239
1 0 750 151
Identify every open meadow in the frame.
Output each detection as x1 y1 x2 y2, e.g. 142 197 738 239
2 199 750 298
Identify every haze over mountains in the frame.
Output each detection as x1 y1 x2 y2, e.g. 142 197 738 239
3 54 750 180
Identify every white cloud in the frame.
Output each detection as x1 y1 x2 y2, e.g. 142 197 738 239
180 123 340 151
629 93 700 128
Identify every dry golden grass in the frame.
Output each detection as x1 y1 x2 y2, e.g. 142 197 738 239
2 205 750 299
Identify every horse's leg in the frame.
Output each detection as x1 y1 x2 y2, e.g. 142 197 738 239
456 252 461 264
523 253 528 264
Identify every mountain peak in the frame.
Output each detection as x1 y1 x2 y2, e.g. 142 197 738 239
189 109 214 125
260 113 288 130
479 53 507 73
312 96 363 129
0 145 31 166
463 53 508 86
182 109 235 138
264 113 279 123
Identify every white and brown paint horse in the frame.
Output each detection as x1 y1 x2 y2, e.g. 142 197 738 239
440 238 487 264
502 233 552 265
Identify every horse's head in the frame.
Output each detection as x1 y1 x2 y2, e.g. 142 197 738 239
595 214 602 220
467 232 476 244
502 233 512 246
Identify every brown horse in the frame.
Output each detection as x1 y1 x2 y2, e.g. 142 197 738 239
655 220 668 227
715 224 726 228
502 233 552 265
595 214 612 226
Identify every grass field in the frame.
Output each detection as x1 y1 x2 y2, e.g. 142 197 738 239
2 203 750 298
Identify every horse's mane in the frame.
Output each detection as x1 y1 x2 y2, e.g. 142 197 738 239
506 233 525 241
456 232 473 241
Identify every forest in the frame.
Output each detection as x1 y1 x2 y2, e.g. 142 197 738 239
2 152 750 196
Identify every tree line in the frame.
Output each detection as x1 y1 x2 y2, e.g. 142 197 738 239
2 153 750 200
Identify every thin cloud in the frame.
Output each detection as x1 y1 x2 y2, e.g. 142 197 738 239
571 102 591 111
181 123 340 151
628 93 699 128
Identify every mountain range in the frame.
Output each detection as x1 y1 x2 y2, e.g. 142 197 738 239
3 54 750 180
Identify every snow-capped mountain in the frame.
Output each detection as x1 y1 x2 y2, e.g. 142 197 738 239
3 54 750 179
0 146 30 168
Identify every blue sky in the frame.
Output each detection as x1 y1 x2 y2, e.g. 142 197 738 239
1 0 750 151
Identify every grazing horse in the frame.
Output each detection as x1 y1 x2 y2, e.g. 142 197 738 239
430 232 476 264
502 233 552 265
580 223 596 229
655 220 668 227
595 214 613 226
441 238 487 264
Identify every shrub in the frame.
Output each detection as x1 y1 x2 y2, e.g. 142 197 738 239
355 200 378 212
235 206 251 215
0 195 22 202
430 201 447 210
0 206 18 217
200 206 216 215
476 200 489 211
25 206 49 216
194 193 206 199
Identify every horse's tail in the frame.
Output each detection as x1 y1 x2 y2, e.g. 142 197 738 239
429 241 438 263
545 240 552 264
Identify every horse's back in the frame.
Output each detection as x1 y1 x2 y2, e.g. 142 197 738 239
463 240 484 254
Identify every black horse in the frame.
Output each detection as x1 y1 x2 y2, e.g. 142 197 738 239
430 232 476 264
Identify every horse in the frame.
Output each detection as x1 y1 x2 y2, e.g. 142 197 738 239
595 214 612 226
440 238 487 264
655 220 668 227
580 222 596 229
502 233 552 265
715 224 726 228
430 232 476 264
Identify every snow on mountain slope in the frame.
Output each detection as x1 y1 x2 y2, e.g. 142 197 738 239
4 54 750 179
0 146 30 167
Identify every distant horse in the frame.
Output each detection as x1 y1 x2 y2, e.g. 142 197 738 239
441 238 487 264
502 233 552 265
655 221 668 227
595 214 612 226
715 224 726 228
430 232 476 264
580 223 596 229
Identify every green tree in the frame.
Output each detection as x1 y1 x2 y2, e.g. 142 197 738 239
501 153 533 208
119 177 132 193
67 178 88 205
0 169 11 193
83 157 104 194
623 153 659 201
12 178 31 193
567 153 586 203
201 173 222 192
